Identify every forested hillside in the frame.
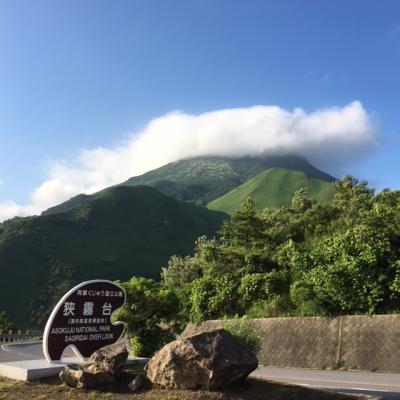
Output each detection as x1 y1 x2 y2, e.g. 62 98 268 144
0 186 226 328
161 177 400 326
0 155 337 329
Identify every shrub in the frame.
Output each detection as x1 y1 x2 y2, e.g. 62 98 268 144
114 277 179 357
223 316 261 354
0 311 13 331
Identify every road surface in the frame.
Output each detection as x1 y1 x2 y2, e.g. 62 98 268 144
1 342 400 398
0 341 74 362
252 366 400 399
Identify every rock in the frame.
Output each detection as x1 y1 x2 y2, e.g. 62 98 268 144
128 374 145 392
59 341 129 389
59 364 82 388
85 340 128 377
59 366 115 389
145 328 258 390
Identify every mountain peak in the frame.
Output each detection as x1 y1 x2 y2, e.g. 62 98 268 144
43 154 335 216
123 154 335 204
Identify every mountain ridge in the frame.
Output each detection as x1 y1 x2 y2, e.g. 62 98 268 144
43 155 335 216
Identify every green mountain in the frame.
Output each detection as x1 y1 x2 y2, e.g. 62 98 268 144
1 155 337 327
44 155 335 215
0 186 226 328
208 168 335 214
43 193 92 215
123 155 335 204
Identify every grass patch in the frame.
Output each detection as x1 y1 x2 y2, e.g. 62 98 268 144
208 168 335 214
0 381 15 391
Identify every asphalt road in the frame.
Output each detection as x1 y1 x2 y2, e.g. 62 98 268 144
1 342 400 398
251 367 400 399
0 341 75 362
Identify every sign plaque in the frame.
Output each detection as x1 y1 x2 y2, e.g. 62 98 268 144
43 280 126 362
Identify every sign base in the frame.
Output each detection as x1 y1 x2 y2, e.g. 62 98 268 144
0 356 148 382
0 357 81 381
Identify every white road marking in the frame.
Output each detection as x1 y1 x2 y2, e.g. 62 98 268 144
253 374 400 390
301 384 391 393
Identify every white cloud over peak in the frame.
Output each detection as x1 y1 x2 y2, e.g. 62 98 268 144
0 101 378 222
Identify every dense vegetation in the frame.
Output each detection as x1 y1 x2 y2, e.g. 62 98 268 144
117 176 400 355
0 155 336 330
208 167 335 214
114 277 179 357
0 186 226 328
0 310 13 332
161 176 400 324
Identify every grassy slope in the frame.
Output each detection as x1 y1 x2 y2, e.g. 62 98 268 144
124 155 335 204
0 186 226 327
44 155 335 215
208 168 335 214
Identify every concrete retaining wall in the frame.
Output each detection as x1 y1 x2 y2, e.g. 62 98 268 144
182 314 400 373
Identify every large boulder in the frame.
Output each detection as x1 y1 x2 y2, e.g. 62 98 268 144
84 340 128 376
59 365 115 389
145 328 258 390
60 341 128 389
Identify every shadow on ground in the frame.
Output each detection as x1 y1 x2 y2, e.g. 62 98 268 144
0 369 370 400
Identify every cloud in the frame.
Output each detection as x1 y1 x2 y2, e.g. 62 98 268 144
0 101 378 222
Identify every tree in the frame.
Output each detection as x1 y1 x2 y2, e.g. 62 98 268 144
114 277 179 357
292 225 392 314
161 255 203 328
189 273 240 324
157 176 400 326
161 255 203 291
332 176 374 227
291 188 314 212
220 197 264 248
0 311 13 332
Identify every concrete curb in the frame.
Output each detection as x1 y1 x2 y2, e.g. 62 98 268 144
0 356 149 382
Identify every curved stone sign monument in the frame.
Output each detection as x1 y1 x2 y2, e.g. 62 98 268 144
43 280 126 363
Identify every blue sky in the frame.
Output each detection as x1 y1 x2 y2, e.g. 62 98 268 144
0 0 399 218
